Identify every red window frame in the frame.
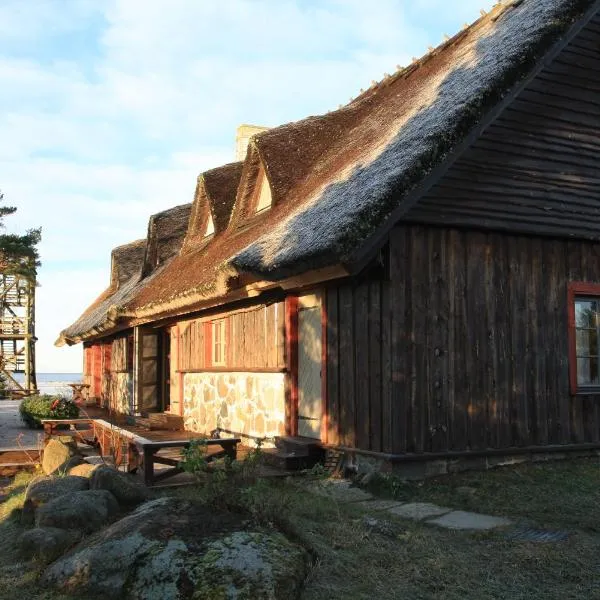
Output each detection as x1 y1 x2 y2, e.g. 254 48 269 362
567 282 600 395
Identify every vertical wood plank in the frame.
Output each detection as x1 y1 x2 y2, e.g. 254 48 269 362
326 288 340 446
338 285 356 447
390 228 409 453
368 281 382 453
381 281 393 454
285 297 299 437
354 282 370 449
429 229 448 452
266 304 276 369
465 232 487 450
493 234 511 448
567 240 584 443
508 237 528 446
321 290 329 443
532 237 548 445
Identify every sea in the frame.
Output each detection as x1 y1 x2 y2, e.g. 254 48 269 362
12 372 83 397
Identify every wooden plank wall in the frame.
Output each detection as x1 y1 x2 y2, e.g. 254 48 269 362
110 336 128 372
326 224 600 453
406 14 600 242
178 302 285 371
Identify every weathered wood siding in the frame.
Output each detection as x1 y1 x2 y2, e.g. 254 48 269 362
110 336 128 372
177 302 285 371
406 14 600 240
326 225 600 453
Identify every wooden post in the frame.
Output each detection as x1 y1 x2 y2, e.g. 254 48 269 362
285 296 299 437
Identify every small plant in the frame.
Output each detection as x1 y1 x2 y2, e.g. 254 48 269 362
307 462 330 479
181 439 210 475
19 394 79 429
180 436 269 512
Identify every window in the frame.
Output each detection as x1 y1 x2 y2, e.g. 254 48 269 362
212 320 226 366
204 214 215 237
255 176 272 212
568 282 600 394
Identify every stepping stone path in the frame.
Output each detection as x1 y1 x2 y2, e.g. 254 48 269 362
305 479 513 532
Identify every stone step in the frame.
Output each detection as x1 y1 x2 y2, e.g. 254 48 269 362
260 448 322 471
274 436 325 458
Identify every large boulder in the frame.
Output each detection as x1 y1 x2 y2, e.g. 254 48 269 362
191 531 308 599
22 475 89 524
68 463 100 478
36 489 119 534
89 465 149 506
18 527 81 563
42 497 308 599
42 439 78 475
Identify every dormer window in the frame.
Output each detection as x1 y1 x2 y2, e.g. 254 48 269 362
204 214 215 237
254 170 272 213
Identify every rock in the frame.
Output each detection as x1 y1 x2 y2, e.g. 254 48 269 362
191 531 308 599
42 439 77 475
36 489 119 534
362 515 403 538
68 463 100 478
42 497 308 599
90 465 149 506
56 455 86 475
18 527 81 563
22 475 89 524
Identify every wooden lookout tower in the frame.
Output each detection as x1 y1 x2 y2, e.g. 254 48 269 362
0 273 37 396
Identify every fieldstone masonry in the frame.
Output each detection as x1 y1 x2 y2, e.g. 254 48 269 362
183 372 286 446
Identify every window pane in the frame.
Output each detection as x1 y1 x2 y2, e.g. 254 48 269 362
576 329 599 356
575 300 598 328
577 357 600 386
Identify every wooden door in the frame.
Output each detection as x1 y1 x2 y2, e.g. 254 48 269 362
297 294 323 439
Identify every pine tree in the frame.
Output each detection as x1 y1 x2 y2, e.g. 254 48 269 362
0 191 41 280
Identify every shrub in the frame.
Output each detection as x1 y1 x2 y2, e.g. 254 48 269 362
19 394 79 429
0 372 8 398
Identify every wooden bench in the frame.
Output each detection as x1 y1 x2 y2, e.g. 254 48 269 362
41 419 97 447
133 438 241 486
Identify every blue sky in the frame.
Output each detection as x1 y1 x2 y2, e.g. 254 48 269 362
0 0 496 372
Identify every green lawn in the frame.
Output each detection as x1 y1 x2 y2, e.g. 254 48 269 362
1 458 600 599
366 456 600 532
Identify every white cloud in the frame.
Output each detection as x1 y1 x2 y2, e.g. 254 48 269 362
0 0 495 372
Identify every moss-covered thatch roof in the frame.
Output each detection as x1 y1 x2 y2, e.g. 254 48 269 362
125 0 595 320
56 239 146 346
58 0 597 338
56 204 191 346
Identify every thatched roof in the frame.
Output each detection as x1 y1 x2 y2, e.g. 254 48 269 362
142 203 192 276
123 0 594 320
56 204 191 346
56 239 146 346
111 239 146 286
181 162 243 254
233 0 594 276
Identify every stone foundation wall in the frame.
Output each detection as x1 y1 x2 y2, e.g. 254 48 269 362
183 372 286 446
108 372 132 415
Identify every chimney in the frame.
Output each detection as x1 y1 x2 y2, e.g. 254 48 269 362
235 124 269 161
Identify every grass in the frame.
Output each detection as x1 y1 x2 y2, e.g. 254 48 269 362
167 457 600 599
1 458 600 599
365 456 600 531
